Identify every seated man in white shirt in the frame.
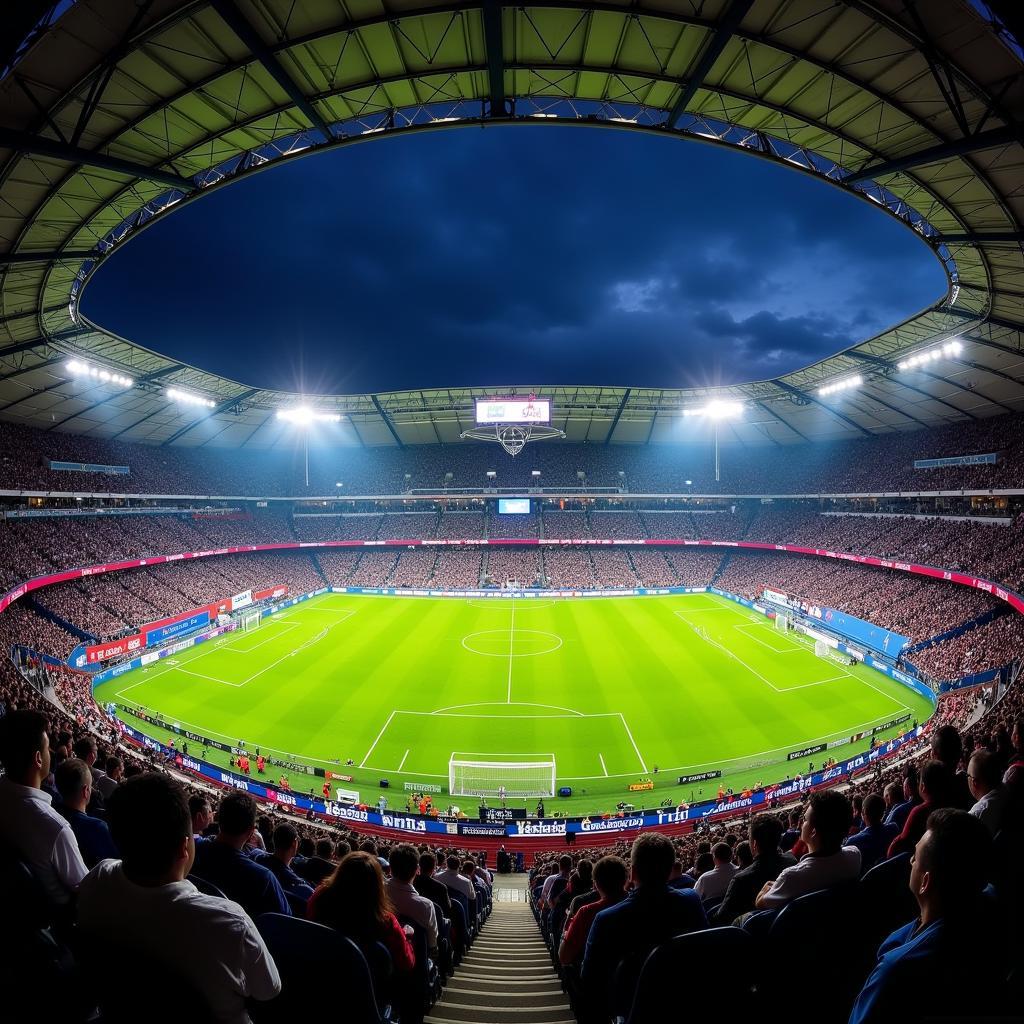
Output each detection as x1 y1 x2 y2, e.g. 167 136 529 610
386 843 439 951
0 709 87 906
693 842 739 903
754 790 861 911
436 853 477 907
78 772 281 1023
967 749 1009 837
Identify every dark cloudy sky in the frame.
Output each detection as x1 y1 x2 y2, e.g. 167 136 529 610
83 126 945 395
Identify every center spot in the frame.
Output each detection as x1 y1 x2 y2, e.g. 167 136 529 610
461 630 563 657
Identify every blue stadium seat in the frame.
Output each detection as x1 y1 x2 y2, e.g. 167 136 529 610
253 913 387 1023
857 853 915 950
626 928 756 1024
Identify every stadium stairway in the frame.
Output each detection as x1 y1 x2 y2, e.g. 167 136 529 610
426 893 573 1024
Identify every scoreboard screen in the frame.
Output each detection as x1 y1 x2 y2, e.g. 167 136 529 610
498 498 531 515
475 398 550 425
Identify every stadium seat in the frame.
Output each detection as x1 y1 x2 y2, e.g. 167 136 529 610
187 873 228 899
625 928 757 1024
857 853 916 950
762 884 862 1022
397 914 442 1024
253 913 387 1023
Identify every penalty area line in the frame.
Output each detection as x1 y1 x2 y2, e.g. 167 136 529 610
618 713 649 774
360 710 396 768
398 749 410 772
599 753 608 777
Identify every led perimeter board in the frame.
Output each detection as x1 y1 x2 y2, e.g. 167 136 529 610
475 398 551 425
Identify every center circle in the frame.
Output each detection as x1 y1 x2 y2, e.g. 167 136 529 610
461 629 563 657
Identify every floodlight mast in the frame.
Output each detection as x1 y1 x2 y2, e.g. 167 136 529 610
682 401 744 482
276 407 343 486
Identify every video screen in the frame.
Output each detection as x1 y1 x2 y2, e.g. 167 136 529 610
475 398 551 425
498 498 531 515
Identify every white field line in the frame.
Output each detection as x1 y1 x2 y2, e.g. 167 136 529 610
599 753 608 777
734 623 802 654
178 668 243 687
360 710 397 768
400 710 618 720
432 701 585 716
237 627 329 687
398 749 410 772
229 622 300 654
618 713 649 774
506 598 516 703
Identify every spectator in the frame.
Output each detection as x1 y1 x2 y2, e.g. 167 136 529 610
387 844 440 951
1003 714 1024 788
192 790 291 917
71 734 106 817
254 823 314 906
713 813 796 924
0 709 87 905
755 791 861 910
294 837 336 885
848 810 1000 1024
436 853 477 908
887 760 952 858
844 794 898 874
307 851 415 972
94 754 123 801
692 842 738 902
541 854 573 910
189 794 213 838
413 851 452 918
967 749 1009 836
581 833 707 1016
559 855 628 967
884 765 921 831
929 725 973 810
53 757 119 867
667 859 696 890
77 772 281 1022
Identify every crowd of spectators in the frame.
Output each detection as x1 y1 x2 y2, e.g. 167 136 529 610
4 409 1024 497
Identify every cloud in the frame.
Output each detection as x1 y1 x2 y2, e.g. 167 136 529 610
83 126 946 393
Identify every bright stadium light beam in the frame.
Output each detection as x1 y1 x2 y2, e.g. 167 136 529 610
66 359 133 387
681 400 744 481
167 388 215 409
897 338 963 370
276 406 344 486
818 375 862 397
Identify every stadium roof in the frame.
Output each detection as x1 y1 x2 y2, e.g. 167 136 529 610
1 0 1023 450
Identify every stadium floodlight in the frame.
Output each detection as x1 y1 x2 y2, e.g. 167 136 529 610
897 339 963 370
167 388 215 409
681 400 743 482
276 407 342 425
682 400 743 419
66 359 133 387
276 406 343 486
818 375 863 397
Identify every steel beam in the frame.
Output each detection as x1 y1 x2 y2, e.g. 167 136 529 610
0 127 194 190
371 394 404 447
604 388 631 444
0 250 96 265
210 0 332 142
772 380 873 436
0 329 87 359
664 0 755 128
940 232 1024 244
482 0 507 117
755 400 811 442
845 124 1019 184
844 352 977 419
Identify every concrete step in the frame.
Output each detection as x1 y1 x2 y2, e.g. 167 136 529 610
439 988 568 1007
424 1002 574 1023
447 979 562 994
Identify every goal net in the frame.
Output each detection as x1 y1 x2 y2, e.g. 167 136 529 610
241 611 262 632
775 612 790 632
448 754 556 798
814 639 830 658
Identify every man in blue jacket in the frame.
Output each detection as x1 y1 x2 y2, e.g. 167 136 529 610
582 833 707 1017
193 790 291 917
849 809 1001 1024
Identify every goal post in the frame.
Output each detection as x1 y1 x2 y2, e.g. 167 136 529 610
448 754 556 798
241 611 262 632
774 612 790 632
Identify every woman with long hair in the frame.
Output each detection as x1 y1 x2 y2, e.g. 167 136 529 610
307 851 415 971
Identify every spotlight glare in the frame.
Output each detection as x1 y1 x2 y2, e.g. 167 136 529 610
277 406 342 425
66 359 133 387
683 400 744 419
167 388 216 409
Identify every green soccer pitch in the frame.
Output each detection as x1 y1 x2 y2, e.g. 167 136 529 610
94 592 935 816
